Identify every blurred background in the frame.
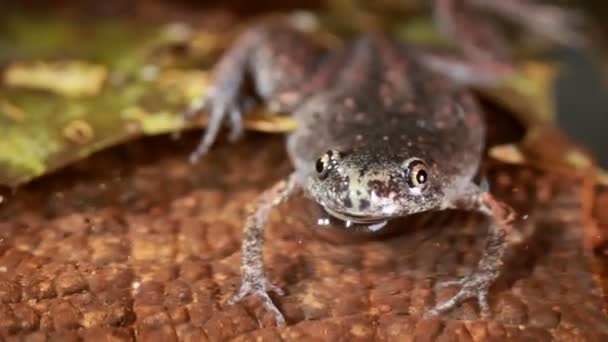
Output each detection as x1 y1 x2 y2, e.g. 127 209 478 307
1 0 607 189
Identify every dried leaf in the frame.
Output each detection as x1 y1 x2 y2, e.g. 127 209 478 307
0 15 293 188
488 144 526 165
478 61 558 126
4 61 108 98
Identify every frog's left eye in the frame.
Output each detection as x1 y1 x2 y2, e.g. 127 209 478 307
315 150 340 179
404 158 429 188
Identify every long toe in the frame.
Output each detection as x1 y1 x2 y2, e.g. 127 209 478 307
228 106 244 142
255 291 286 326
426 288 468 318
267 283 285 296
477 291 491 317
436 278 466 289
228 283 252 305
189 147 208 164
182 107 200 120
182 97 207 120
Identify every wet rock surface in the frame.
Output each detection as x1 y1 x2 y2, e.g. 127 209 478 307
0 130 606 341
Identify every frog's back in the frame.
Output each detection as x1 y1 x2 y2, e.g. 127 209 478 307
286 34 485 188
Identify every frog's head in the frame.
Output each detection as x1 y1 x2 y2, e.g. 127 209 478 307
307 149 442 227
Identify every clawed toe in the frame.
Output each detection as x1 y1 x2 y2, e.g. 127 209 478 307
184 97 246 162
228 284 250 305
426 272 494 318
254 290 287 326
182 95 208 121
229 279 286 326
227 106 244 142
435 278 465 289
189 146 209 164
182 106 202 121
476 290 490 317
268 283 285 296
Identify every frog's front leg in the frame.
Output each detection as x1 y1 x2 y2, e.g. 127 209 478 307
426 184 517 318
185 23 319 162
229 173 300 326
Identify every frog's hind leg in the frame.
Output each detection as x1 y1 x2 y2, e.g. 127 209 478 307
426 183 517 318
465 0 584 47
427 0 583 85
230 173 301 326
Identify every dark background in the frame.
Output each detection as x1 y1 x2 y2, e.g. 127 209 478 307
555 47 608 167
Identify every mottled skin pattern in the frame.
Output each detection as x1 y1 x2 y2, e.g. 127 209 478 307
185 0 578 326
287 36 485 221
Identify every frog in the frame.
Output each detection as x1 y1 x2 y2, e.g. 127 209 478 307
184 0 581 326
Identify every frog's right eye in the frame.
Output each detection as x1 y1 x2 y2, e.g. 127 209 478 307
403 158 429 189
315 150 340 179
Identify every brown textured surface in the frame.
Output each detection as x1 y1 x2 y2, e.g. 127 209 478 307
0 129 607 341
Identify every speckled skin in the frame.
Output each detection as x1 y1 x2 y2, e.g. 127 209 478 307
287 36 485 222
186 0 578 326
189 24 514 326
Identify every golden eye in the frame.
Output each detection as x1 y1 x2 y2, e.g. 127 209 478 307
404 159 428 188
315 156 328 174
315 150 340 179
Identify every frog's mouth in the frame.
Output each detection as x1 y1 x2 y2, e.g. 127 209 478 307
323 206 387 225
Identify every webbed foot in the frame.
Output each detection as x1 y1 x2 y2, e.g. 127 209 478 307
425 270 496 318
229 276 286 326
